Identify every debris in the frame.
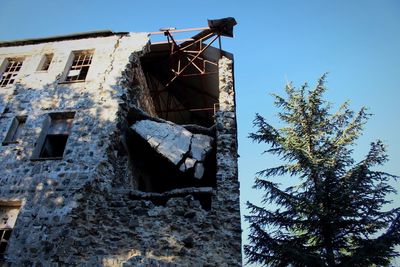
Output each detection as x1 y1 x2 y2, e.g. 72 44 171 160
130 120 213 179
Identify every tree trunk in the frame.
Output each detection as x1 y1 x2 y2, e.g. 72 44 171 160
325 235 335 267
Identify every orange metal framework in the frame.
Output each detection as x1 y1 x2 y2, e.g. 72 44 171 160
148 17 237 88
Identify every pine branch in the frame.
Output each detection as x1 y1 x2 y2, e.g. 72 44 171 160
246 74 399 266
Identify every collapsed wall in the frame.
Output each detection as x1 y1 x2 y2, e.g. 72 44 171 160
0 27 240 266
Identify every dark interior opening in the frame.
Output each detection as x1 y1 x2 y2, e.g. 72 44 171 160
76 66 89 81
140 43 224 127
125 127 216 193
0 229 12 260
39 134 68 158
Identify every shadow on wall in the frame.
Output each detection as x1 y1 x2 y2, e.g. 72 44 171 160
0 79 135 264
64 182 218 266
0 55 225 265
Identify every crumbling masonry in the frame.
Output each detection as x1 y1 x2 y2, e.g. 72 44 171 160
0 19 241 266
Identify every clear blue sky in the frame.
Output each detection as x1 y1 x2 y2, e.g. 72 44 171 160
1 0 399 265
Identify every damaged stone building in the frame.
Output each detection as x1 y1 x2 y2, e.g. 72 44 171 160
0 18 241 266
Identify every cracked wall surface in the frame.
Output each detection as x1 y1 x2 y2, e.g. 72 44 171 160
0 33 241 266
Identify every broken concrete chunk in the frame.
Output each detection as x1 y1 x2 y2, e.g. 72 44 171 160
191 134 213 162
130 119 213 179
179 157 196 172
194 163 205 179
131 120 191 165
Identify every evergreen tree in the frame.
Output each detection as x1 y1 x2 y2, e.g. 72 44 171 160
245 74 400 266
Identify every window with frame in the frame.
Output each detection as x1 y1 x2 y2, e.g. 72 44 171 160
0 204 20 261
2 116 27 145
64 50 93 82
0 58 24 87
33 112 75 159
37 53 53 71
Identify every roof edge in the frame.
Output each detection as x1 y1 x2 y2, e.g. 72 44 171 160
0 30 130 48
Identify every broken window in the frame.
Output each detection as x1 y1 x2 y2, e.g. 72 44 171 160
32 112 75 159
37 53 53 71
2 116 27 145
0 58 24 87
0 204 20 261
64 50 93 82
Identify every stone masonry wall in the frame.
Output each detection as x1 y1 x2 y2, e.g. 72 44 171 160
0 33 151 265
0 34 241 266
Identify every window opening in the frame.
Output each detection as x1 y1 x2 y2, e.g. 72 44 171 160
65 51 93 82
2 116 27 145
0 58 24 87
34 112 75 159
0 204 20 261
38 53 53 71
